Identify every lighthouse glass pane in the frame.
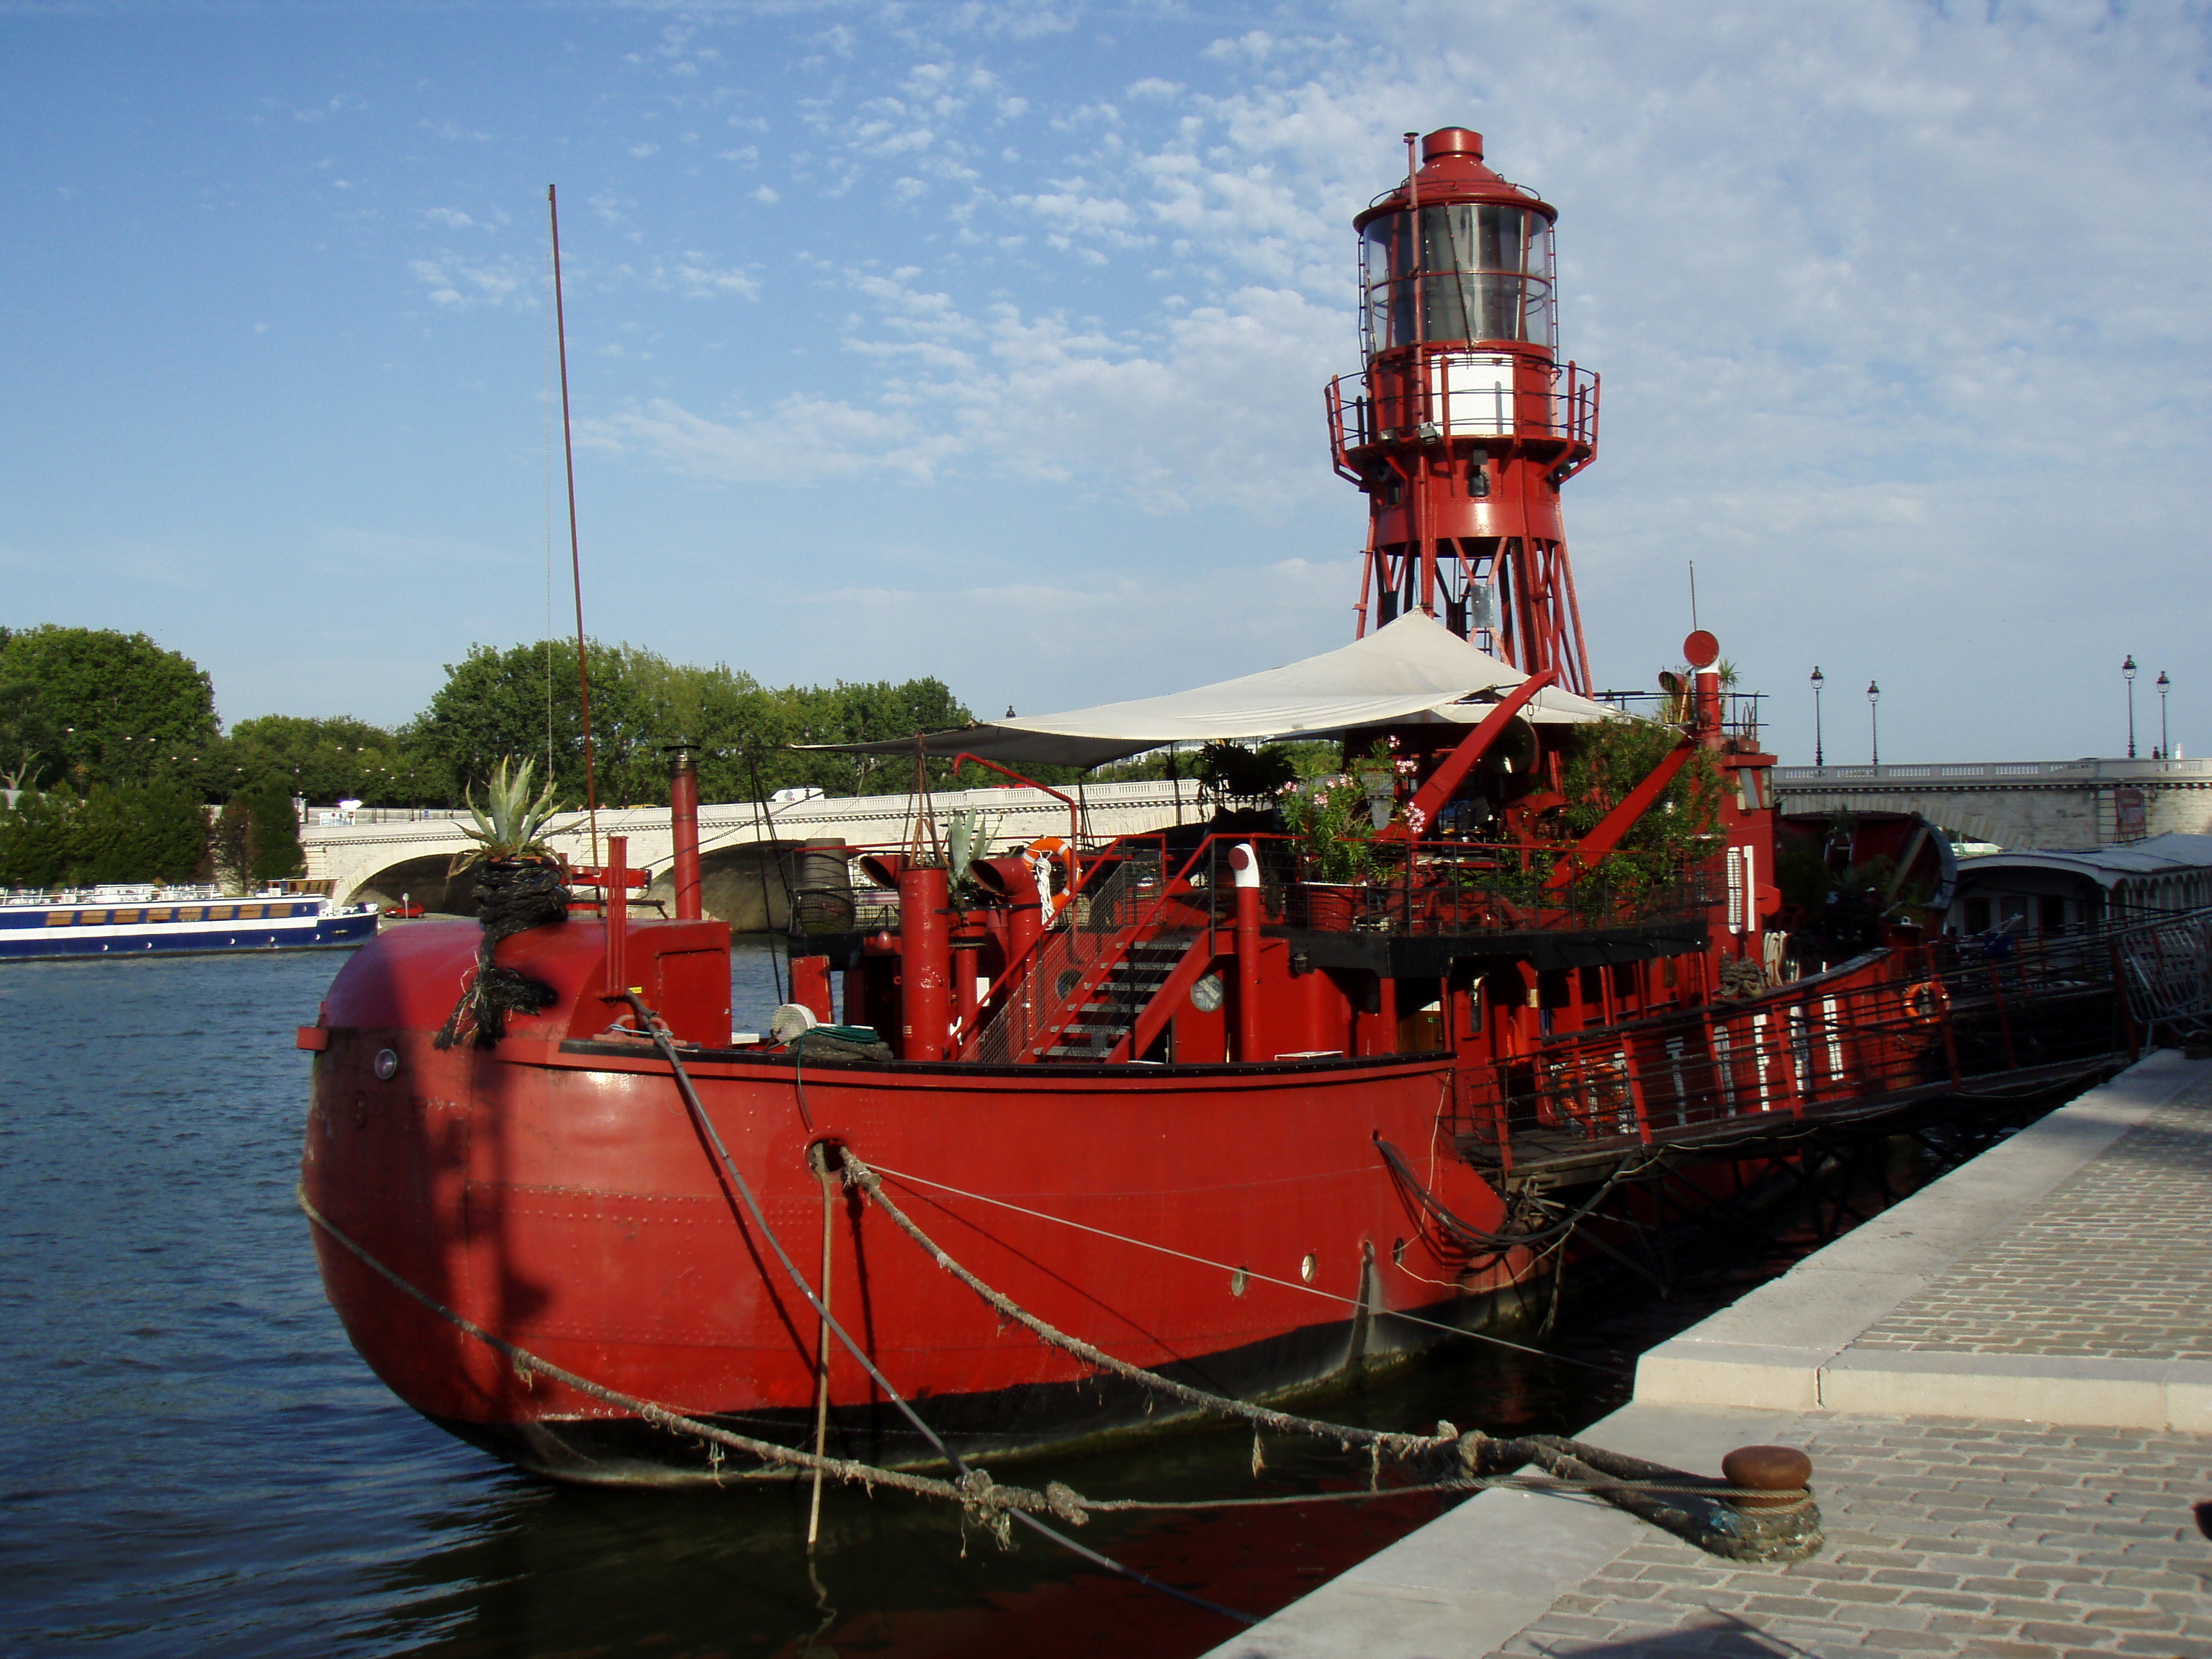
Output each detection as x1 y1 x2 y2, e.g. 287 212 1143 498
1406 204 1557 350
1362 215 1413 354
1362 205 1557 352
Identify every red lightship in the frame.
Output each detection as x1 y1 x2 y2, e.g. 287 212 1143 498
301 132 2133 1484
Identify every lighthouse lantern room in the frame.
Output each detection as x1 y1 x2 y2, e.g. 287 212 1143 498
1329 127 1599 693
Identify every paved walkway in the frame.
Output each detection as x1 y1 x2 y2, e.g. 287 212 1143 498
1208 1051 2212 1659
1491 1412 2212 1658
1848 1089 2212 1364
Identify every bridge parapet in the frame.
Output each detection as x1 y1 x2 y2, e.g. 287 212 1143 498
1775 756 2212 851
1775 757 2208 786
303 780 1206 920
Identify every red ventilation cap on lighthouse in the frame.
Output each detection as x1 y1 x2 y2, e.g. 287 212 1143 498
1683 630 1720 668
1422 128 1483 163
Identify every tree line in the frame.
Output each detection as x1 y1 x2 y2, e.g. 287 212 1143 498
0 624 978 889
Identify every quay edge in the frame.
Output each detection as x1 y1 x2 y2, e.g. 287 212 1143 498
1207 1048 2212 1659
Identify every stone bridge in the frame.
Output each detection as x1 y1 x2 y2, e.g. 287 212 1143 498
1774 755 2212 850
302 779 1204 929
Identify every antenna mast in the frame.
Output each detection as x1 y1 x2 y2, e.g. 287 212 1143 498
548 183 601 863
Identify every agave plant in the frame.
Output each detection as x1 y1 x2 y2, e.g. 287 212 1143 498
455 757 561 866
947 808 998 887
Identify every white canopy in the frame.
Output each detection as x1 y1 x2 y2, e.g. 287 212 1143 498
809 612 1627 769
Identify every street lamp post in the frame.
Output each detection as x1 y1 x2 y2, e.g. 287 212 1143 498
2156 670 2170 758
1867 680 1881 765
2122 655 2138 759
1809 667 1825 766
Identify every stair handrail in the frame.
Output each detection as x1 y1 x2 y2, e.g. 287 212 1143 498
963 853 1154 1064
961 832 1247 1062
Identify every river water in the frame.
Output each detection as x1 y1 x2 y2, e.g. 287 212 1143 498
0 944 1838 1657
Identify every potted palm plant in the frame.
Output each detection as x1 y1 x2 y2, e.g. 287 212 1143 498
433 758 570 1050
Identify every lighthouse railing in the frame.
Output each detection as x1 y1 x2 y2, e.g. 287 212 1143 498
1326 356 1599 469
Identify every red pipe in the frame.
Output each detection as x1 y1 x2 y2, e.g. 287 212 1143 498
669 744 702 921
897 863 951 1061
1388 667 1557 837
1694 668 1725 749
1230 843 1262 1062
950 753 1081 892
952 921 985 1039
603 835 629 1001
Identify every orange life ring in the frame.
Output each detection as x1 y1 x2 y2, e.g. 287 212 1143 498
1903 980 1950 1026
1020 835 1074 917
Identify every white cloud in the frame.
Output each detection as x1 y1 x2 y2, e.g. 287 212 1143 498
406 253 528 308
669 256 761 300
582 394 963 483
603 262 1346 514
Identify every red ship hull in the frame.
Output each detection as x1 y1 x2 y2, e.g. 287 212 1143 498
303 921 1529 1483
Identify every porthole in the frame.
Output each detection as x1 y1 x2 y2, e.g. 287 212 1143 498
1300 1253 1316 1284
372 1048 400 1081
1190 972 1226 1014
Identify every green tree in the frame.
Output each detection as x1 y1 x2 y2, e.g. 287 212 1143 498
0 678 57 791
245 782 305 884
209 798 253 893
0 626 219 788
408 639 978 807
0 785 77 889
408 639 650 806
0 780 206 887
227 714 447 808
125 778 213 882
1558 717 1723 901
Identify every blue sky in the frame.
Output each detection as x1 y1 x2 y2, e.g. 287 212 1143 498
3 0 2208 765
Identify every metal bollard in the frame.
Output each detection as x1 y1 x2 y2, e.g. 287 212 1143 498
1722 1444 1815 1511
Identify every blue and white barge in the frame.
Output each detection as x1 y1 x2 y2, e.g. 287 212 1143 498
0 885 378 962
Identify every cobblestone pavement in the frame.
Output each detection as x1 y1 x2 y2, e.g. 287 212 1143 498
1488 1414 2212 1658
1850 1082 2212 1362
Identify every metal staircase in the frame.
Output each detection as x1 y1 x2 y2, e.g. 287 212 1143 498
1038 936 1194 1060
961 850 1203 1064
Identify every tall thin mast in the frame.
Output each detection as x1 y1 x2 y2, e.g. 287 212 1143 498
548 184 601 863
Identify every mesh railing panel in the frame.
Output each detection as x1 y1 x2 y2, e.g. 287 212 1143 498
962 851 1164 1065
1456 929 2133 1167
2115 906 2212 1038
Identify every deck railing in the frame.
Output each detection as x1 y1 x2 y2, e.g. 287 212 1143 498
1455 922 2137 1174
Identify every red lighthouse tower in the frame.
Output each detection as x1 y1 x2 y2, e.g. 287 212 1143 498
1328 128 1599 693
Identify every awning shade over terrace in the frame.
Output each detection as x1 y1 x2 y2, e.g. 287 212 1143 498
803 611 1625 770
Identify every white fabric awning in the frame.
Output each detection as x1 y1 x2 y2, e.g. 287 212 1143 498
806 611 1627 769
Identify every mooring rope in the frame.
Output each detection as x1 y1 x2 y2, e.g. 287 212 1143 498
298 1184 1066 1516
612 993 1260 1626
297 1185 1801 1505
841 1151 1456 1460
300 1185 1807 1518
853 1156 1612 1372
